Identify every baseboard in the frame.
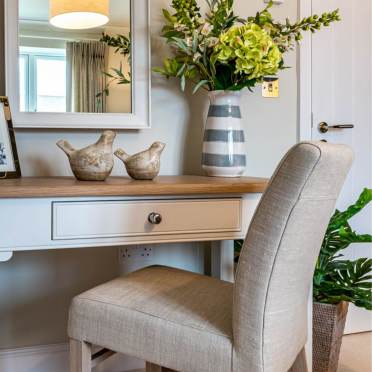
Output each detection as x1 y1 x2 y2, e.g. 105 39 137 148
0 343 145 372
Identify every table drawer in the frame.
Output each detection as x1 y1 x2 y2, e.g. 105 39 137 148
52 199 241 240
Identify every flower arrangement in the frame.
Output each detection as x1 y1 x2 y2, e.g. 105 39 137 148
154 0 340 93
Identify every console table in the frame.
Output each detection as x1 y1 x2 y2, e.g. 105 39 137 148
0 176 267 282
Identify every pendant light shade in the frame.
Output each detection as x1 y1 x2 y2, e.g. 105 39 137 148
50 0 110 30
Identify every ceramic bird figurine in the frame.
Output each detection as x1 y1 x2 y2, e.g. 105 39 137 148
57 131 116 181
115 142 166 180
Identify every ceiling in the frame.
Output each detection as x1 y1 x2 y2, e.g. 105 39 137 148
19 0 130 27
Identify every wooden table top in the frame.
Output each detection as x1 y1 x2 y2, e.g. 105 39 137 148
0 176 268 198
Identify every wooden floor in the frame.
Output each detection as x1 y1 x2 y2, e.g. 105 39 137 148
338 332 372 372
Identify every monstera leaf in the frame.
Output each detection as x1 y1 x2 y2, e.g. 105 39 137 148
314 188 372 310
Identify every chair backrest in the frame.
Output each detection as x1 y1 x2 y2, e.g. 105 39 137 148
233 142 353 372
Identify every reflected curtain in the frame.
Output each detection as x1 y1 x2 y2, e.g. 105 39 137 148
66 41 108 113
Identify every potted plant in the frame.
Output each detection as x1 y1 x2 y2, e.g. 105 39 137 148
154 0 340 177
313 188 372 372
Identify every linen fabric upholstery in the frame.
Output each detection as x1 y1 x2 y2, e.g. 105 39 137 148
68 266 233 372
233 141 353 372
68 141 353 372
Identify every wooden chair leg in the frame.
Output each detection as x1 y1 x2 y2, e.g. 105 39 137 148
70 339 92 372
146 362 176 372
288 347 308 372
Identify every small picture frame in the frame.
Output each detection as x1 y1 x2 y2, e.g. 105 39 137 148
0 96 21 179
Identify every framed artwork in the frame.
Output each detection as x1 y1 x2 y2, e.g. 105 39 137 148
0 96 21 179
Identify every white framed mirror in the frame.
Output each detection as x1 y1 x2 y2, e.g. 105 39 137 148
4 0 151 129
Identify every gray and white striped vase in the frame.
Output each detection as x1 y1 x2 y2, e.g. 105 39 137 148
202 91 246 177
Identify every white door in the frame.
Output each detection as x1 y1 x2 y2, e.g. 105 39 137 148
310 0 372 333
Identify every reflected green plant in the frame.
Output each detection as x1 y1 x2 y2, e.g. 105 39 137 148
96 33 131 102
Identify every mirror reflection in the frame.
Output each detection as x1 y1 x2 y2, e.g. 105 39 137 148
18 0 131 114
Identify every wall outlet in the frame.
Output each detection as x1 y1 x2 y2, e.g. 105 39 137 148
119 246 154 261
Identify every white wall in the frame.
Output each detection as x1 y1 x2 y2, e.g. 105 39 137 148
0 0 298 350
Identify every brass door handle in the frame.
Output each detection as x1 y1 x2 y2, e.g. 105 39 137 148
148 212 162 225
318 122 354 133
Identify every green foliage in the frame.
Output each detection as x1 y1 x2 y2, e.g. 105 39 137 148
313 189 372 310
234 239 243 263
172 0 201 32
205 0 240 36
96 63 131 99
248 2 340 52
96 33 131 102
154 0 340 93
100 33 131 57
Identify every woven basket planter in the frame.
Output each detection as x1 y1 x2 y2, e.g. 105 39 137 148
313 301 349 372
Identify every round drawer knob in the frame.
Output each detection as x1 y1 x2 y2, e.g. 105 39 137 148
148 212 162 225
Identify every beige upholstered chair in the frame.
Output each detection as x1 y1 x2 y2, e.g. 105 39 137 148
68 141 353 372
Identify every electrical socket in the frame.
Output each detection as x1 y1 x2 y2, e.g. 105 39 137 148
119 245 154 261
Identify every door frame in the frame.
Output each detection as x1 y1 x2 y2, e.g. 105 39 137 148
298 0 372 336
298 0 313 141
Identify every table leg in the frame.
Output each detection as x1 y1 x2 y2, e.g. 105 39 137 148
211 240 234 283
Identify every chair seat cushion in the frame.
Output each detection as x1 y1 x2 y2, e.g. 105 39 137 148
68 266 233 372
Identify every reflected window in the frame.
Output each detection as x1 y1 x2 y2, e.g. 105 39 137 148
19 47 66 112
19 0 132 114
19 54 29 112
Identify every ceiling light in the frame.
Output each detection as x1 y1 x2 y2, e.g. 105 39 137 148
50 0 109 30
